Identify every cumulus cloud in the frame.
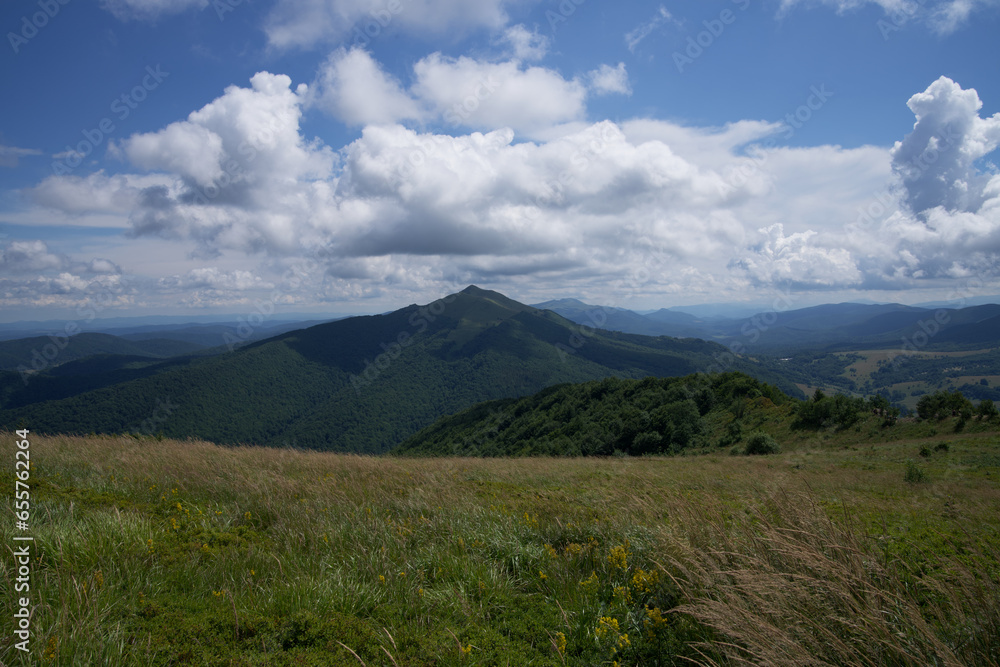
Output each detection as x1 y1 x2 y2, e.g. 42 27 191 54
89 258 123 274
311 49 424 126
498 24 549 61
265 0 515 50
0 241 67 274
890 76 1000 215
312 48 587 137
588 63 631 97
733 224 864 288
103 72 336 256
412 54 587 135
22 69 1000 308
30 172 171 214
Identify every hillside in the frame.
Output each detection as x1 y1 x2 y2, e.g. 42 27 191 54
0 332 206 372
6 429 998 665
395 372 790 457
0 286 740 453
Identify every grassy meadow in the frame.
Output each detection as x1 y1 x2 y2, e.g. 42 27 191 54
2 423 1000 665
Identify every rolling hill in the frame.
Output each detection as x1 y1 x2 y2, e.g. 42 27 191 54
0 332 207 372
394 371 789 457
0 286 745 453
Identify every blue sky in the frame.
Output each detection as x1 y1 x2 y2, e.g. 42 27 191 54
1 0 999 322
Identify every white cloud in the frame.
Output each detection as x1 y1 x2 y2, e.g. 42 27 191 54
265 0 516 50
123 123 227 188
158 267 273 291
587 63 631 97
625 5 681 53
30 172 171 215
0 145 43 168
89 258 123 274
412 54 587 136
312 49 588 137
106 72 335 257
890 76 1000 215
0 241 67 274
777 0 998 34
311 48 424 126
100 0 208 21
498 24 549 61
18 70 1000 309
734 224 864 287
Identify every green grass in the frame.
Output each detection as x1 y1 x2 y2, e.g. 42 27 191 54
2 429 999 665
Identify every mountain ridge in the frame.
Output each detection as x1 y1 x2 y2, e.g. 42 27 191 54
0 286 741 452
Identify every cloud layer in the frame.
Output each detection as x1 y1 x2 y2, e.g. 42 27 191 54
6 71 999 312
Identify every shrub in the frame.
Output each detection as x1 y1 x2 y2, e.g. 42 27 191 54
904 460 926 484
916 391 974 421
743 432 780 456
977 399 998 421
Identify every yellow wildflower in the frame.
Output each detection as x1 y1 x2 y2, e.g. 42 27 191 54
580 571 599 591
608 543 629 570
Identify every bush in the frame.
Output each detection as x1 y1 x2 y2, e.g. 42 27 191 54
977 399 998 421
744 432 780 456
916 390 974 420
904 460 926 484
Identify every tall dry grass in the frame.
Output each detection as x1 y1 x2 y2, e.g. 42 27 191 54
663 490 1000 666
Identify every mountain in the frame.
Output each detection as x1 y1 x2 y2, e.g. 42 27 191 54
0 286 737 453
532 299 709 338
539 298 1000 353
645 308 702 325
531 298 686 336
931 310 1000 346
0 332 207 372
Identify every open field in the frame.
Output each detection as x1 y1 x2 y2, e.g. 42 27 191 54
3 428 1000 665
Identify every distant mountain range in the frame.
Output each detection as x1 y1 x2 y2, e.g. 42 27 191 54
1 287 997 453
1 286 747 453
530 299 1000 352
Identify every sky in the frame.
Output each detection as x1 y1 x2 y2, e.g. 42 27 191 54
1 0 999 323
